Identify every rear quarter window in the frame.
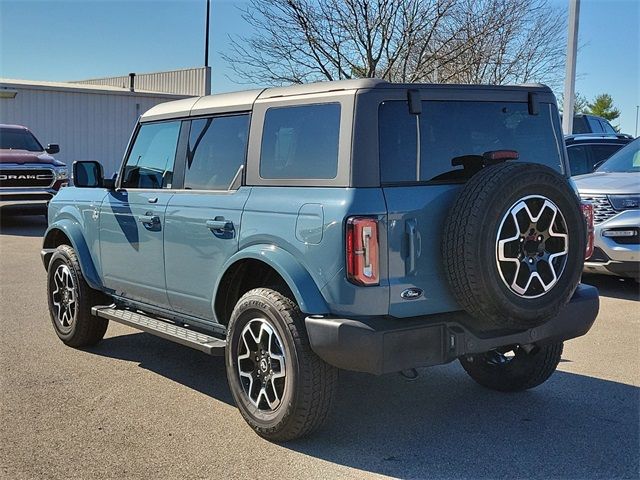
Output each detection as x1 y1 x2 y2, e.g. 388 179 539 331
379 100 564 184
260 103 340 179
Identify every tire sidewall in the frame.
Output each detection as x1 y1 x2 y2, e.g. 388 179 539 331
225 293 300 431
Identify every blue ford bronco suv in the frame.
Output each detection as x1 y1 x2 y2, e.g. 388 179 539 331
42 79 599 441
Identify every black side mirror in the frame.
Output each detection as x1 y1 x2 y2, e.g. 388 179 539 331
46 144 60 154
73 161 104 188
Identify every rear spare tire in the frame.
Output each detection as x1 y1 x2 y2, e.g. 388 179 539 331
443 162 585 330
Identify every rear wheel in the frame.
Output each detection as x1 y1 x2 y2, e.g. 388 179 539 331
459 342 563 392
47 245 109 347
225 288 337 441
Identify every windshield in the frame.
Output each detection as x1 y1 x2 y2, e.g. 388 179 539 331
0 128 44 152
596 138 640 173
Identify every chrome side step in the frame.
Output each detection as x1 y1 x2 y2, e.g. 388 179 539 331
91 306 226 355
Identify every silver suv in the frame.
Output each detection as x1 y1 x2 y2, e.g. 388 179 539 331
575 138 640 280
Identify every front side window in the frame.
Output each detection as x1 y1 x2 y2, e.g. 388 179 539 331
379 100 563 184
590 144 625 166
121 121 181 189
184 115 249 191
260 103 340 179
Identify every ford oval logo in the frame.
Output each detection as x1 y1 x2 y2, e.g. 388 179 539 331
401 288 423 300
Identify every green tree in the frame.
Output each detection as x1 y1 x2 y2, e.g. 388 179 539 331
558 92 589 114
587 93 621 122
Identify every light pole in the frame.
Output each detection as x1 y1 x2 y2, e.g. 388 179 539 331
205 0 210 68
635 105 639 137
562 0 581 135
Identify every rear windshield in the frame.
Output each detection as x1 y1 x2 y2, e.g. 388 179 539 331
379 101 564 184
0 128 43 152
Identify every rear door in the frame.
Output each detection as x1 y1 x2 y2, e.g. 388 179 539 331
164 114 250 321
379 96 566 318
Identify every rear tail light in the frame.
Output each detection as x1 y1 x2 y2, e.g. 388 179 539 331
346 217 379 286
581 202 594 260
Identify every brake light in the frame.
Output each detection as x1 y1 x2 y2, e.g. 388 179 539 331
346 217 379 286
581 202 594 260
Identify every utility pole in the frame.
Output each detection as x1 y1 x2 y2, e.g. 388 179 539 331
635 105 639 137
562 0 581 135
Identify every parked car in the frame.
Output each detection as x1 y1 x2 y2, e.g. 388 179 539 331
41 79 598 441
575 138 640 280
565 134 634 176
0 124 68 203
569 113 618 134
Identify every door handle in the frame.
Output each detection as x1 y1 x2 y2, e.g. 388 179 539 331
405 219 418 276
206 218 234 232
138 214 160 225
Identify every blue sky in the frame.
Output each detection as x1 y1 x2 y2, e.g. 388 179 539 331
1 0 638 134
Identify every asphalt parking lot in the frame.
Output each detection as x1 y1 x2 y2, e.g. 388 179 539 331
1 204 638 480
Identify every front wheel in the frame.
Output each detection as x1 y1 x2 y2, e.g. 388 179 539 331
225 288 337 441
47 245 109 347
459 342 563 392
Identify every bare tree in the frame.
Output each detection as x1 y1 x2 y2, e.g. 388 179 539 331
223 0 566 88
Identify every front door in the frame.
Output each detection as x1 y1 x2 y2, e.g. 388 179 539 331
99 119 182 308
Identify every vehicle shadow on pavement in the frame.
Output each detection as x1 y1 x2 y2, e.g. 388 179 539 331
583 274 639 302
0 204 48 237
90 331 639 479
88 332 235 405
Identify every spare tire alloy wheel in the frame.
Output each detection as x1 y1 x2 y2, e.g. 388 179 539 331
237 318 287 411
497 195 569 298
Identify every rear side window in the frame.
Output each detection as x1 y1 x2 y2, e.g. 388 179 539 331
122 121 181 189
379 100 563 184
184 114 249 190
260 103 340 179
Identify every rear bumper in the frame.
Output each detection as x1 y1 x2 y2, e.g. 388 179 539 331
306 284 599 375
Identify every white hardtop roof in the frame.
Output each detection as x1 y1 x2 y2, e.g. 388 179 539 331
140 79 387 122
139 78 553 122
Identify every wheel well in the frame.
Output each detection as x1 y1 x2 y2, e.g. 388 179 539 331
42 228 72 269
215 259 293 326
43 228 71 249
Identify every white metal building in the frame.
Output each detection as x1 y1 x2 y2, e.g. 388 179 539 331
0 67 210 175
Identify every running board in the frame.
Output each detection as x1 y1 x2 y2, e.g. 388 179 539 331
91 306 226 355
